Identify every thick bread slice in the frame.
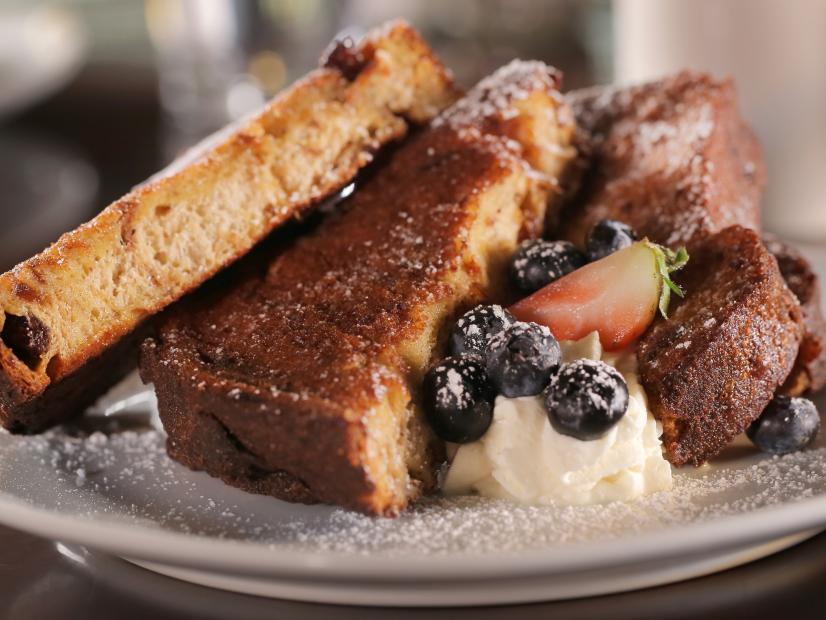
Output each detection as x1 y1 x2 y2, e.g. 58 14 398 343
0 20 457 433
552 71 764 250
763 234 826 395
140 61 576 516
638 226 803 466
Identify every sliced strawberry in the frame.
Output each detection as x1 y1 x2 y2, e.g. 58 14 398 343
510 241 688 351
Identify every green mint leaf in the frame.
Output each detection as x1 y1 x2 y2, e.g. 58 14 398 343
644 241 689 319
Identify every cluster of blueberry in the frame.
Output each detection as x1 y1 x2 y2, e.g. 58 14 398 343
423 219 638 445
422 304 629 444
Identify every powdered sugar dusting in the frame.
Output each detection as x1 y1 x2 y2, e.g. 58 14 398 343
278 452 825 554
2 421 825 556
566 71 761 249
436 60 560 133
444 368 467 404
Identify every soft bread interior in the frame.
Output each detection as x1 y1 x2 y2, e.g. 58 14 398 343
0 21 457 416
361 83 576 513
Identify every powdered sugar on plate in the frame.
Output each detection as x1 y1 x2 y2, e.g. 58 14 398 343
1 407 825 557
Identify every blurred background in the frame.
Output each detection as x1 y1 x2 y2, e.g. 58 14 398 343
0 0 823 271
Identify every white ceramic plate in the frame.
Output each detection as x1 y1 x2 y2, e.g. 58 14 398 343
0 6 87 119
0 246 824 607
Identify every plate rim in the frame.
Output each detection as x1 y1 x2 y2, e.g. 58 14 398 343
2 482 826 580
118 531 818 606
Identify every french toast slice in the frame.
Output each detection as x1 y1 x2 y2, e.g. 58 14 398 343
140 61 576 516
637 226 803 466
0 21 458 433
552 71 764 250
763 235 826 395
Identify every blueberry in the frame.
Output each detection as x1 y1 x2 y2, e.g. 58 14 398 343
746 395 820 455
485 321 561 398
585 219 638 261
509 239 587 293
450 305 515 358
422 356 496 443
544 359 629 440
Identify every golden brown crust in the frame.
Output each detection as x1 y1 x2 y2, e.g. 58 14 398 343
638 226 803 466
554 71 764 250
0 326 146 434
763 234 826 394
141 61 576 515
0 20 458 432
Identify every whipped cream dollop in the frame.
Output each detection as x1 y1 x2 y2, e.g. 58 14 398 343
442 332 672 505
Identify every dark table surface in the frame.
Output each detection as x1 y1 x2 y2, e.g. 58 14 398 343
3 59 826 620
2 523 826 619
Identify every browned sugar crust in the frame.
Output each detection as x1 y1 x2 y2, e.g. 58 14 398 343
763 234 826 394
0 325 146 434
554 71 764 251
141 61 576 516
638 226 803 466
0 20 457 433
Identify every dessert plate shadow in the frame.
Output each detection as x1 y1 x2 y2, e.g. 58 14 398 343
0 248 823 607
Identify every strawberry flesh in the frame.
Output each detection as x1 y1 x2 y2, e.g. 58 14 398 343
510 242 661 351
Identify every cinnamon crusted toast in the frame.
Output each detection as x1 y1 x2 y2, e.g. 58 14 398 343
553 71 764 250
140 61 576 515
0 21 457 433
554 73 820 464
763 235 826 395
638 226 803 466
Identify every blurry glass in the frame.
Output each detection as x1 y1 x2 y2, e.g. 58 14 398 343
614 0 826 243
341 0 611 89
145 0 257 156
144 0 609 158
144 0 343 158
